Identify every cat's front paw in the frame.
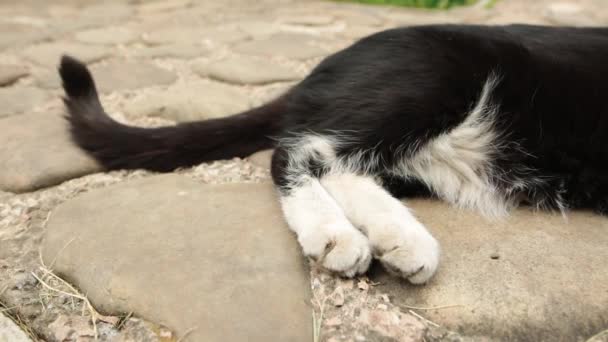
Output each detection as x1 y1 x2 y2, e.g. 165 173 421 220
299 224 372 278
376 229 440 284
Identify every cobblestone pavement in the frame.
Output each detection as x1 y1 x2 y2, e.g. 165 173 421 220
1 0 608 341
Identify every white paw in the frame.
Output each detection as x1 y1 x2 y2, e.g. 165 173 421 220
375 229 440 284
298 223 372 278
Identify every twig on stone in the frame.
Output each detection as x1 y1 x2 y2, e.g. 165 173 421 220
399 303 462 311
408 309 440 328
177 326 198 342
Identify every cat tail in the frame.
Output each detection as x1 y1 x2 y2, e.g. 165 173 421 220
58 55 284 172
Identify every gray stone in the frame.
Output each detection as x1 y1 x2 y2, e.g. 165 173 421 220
137 0 193 14
33 70 61 90
22 42 110 68
236 21 279 38
280 15 335 26
0 65 28 86
0 23 51 51
234 33 330 60
544 3 596 26
133 43 210 59
90 61 177 93
75 27 137 45
80 3 133 26
0 313 32 342
248 149 273 169
123 82 250 122
0 113 101 193
0 87 51 118
195 56 300 85
143 27 247 46
370 199 608 342
42 176 312 342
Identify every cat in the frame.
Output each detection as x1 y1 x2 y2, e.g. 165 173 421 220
58 24 608 284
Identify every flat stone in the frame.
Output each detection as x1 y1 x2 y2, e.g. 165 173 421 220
0 65 28 86
0 113 101 193
0 23 51 51
0 313 32 342
75 27 137 45
133 43 210 59
90 61 177 93
123 81 250 122
22 42 110 68
143 27 247 45
138 0 193 14
370 199 608 342
544 3 596 26
42 176 311 342
195 56 300 85
234 33 330 60
236 21 279 38
33 70 61 90
80 4 133 26
280 15 335 26
248 149 273 169
0 87 51 118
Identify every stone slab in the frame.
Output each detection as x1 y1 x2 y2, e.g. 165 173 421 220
0 313 32 342
194 56 300 85
42 176 312 342
123 81 250 122
22 42 110 68
234 33 330 60
0 87 51 118
90 61 177 93
370 199 608 342
0 113 101 192
0 65 28 86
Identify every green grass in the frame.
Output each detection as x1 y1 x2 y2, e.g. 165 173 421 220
336 0 477 9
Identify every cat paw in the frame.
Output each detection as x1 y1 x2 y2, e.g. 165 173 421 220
299 224 372 277
376 229 440 284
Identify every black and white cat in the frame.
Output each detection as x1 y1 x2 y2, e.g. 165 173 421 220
58 24 608 284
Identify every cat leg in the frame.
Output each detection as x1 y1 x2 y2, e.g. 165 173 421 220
271 136 372 277
321 173 439 284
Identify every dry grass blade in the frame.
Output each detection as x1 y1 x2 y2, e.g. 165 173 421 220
0 301 42 342
399 303 463 311
409 309 440 328
176 326 198 342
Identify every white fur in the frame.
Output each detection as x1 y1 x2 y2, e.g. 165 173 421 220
321 173 439 284
280 176 372 277
394 75 511 217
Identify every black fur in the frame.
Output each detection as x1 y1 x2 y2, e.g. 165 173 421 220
60 24 608 213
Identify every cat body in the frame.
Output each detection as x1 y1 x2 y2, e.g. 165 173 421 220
59 24 608 283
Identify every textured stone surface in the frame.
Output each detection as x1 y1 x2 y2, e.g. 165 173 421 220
143 27 247 45
248 149 273 169
42 176 311 342
137 0 192 14
544 3 596 26
75 27 137 45
0 87 51 118
234 33 330 59
370 199 608 342
0 65 28 86
89 61 177 93
22 42 110 67
133 43 210 59
0 113 101 192
123 81 250 122
0 23 51 51
195 56 300 85
0 313 32 342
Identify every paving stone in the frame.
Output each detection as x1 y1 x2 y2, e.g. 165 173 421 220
33 70 61 90
22 42 110 68
0 313 32 342
133 43 211 59
0 65 28 86
0 23 51 51
123 81 250 122
235 21 279 38
544 3 596 26
143 26 248 46
42 176 312 342
75 27 137 45
80 3 133 26
0 113 101 193
248 149 273 169
0 87 51 118
234 33 330 60
137 0 193 14
369 199 608 342
90 61 177 93
194 56 300 85
279 15 335 26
